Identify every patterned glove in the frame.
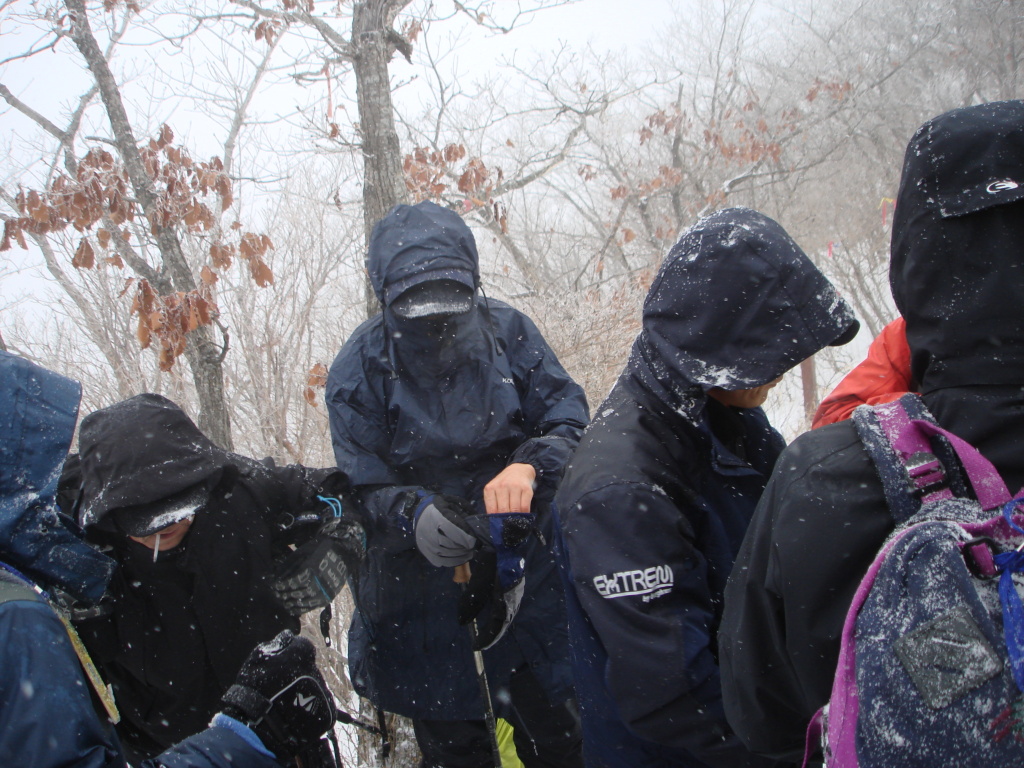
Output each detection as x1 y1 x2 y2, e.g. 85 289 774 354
270 515 365 615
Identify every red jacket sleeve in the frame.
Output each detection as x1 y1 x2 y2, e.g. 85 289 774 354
812 317 912 429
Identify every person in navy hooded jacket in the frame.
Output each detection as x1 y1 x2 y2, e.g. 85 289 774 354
325 201 588 767
554 208 858 768
0 351 336 768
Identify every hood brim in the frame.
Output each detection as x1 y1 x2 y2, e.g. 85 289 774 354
890 100 1024 391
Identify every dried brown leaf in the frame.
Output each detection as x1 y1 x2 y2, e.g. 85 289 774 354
306 362 328 388
72 238 95 269
250 259 274 287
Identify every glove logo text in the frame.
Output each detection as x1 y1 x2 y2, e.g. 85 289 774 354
295 692 317 712
593 565 673 602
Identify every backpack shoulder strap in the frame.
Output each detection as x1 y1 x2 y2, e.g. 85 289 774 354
853 395 927 524
0 565 121 724
853 393 1011 525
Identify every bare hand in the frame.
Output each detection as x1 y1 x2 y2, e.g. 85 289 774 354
483 463 536 515
453 562 471 583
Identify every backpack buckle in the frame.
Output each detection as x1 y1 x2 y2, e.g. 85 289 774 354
905 451 949 499
962 536 999 579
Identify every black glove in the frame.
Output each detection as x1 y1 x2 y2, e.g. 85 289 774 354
270 515 366 615
221 630 336 762
412 492 479 566
458 512 533 650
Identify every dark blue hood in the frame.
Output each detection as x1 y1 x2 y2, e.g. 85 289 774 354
0 352 114 602
367 201 481 310
890 100 1024 393
632 207 858 403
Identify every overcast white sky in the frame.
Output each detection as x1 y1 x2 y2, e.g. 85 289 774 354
486 0 677 52
0 0 680 312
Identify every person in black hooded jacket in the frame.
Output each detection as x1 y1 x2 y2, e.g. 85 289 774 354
66 393 358 762
1 354 340 768
719 100 1024 764
554 207 858 768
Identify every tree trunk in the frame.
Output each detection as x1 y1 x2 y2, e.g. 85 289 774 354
65 0 232 449
352 0 412 318
800 355 818 429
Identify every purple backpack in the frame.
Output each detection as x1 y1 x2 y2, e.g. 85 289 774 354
806 394 1024 767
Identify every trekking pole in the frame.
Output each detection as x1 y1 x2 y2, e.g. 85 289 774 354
455 562 503 768
333 707 389 738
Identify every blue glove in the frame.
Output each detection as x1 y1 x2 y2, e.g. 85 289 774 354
412 491 534 650
459 512 534 650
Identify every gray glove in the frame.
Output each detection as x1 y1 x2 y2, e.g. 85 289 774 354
412 492 478 566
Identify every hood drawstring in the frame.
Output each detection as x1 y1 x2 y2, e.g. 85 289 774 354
384 320 400 380
478 286 503 358
377 298 401 381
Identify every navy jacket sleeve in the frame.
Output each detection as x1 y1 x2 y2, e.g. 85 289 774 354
0 599 123 768
0 597 281 768
563 482 759 766
325 338 421 551
145 725 281 768
719 463 807 761
503 311 589 491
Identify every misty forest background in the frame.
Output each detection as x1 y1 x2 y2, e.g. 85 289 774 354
1 1 1020 764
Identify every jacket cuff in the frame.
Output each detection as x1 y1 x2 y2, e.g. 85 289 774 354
211 713 276 759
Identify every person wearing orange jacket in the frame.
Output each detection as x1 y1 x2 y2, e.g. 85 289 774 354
811 317 913 429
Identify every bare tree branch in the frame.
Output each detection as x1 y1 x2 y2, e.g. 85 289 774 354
64 0 233 448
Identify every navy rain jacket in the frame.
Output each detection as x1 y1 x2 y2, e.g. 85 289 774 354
325 201 589 719
720 100 1024 763
0 351 279 768
555 208 857 767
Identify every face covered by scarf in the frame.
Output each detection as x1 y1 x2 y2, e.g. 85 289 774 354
386 285 480 381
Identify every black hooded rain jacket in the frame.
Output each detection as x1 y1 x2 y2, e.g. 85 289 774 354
555 207 857 768
71 393 349 759
719 100 1024 764
325 201 590 720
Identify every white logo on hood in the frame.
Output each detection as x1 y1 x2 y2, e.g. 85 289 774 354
986 179 1020 194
